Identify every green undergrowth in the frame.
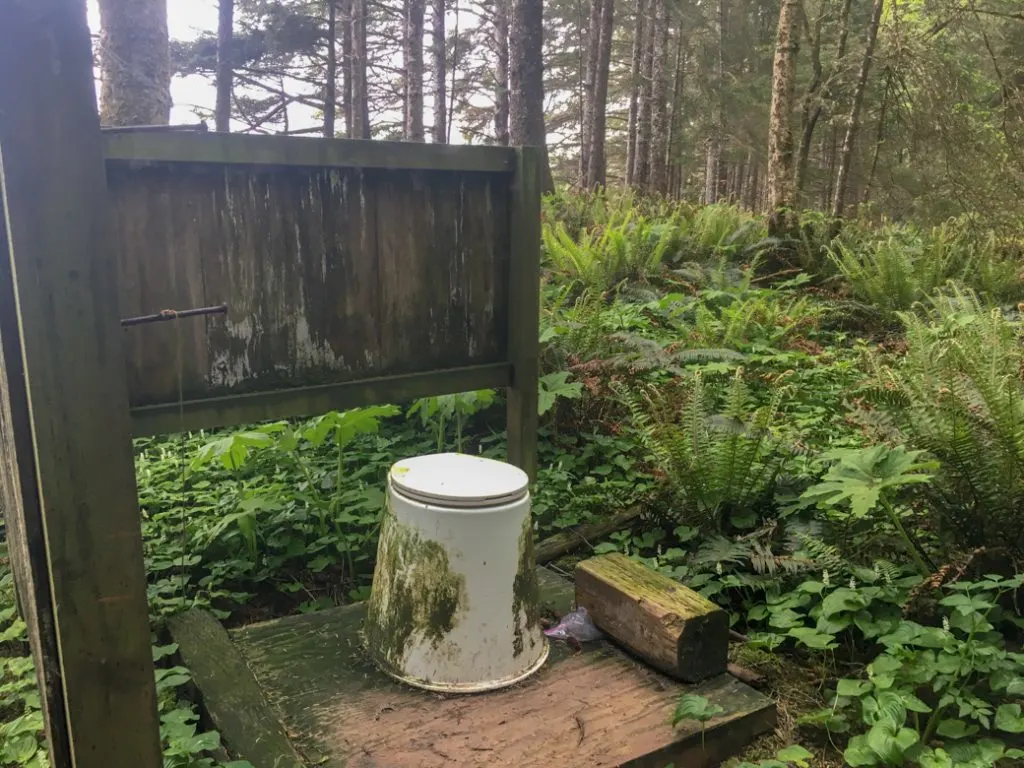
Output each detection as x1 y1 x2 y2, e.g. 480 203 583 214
5 193 1024 766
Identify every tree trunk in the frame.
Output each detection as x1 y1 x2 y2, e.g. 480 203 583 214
798 0 852 196
404 0 426 141
625 0 646 187
98 0 172 125
510 0 554 190
432 0 447 143
666 27 686 196
766 0 800 234
703 0 725 204
586 0 615 188
447 0 460 141
861 74 889 204
215 0 234 132
494 0 511 145
740 150 755 209
580 0 603 183
352 0 371 138
325 0 337 138
831 0 884 220
632 0 655 190
341 0 354 136
648 0 670 194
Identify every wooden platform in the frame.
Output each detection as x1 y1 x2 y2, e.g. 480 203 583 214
170 569 776 768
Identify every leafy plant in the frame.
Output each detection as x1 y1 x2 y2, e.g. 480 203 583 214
671 693 724 749
616 368 792 531
864 287 1024 552
798 445 938 575
538 371 583 416
407 389 496 451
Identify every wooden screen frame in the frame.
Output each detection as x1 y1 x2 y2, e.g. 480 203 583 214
103 131 540 477
0 5 540 766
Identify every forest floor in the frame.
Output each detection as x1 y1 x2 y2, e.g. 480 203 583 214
5 194 1024 767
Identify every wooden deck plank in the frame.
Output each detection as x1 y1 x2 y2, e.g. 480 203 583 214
217 568 775 767
168 609 306 768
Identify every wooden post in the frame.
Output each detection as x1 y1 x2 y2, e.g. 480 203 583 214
0 1 162 765
506 146 542 480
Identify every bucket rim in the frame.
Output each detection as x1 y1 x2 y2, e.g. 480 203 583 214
389 452 530 508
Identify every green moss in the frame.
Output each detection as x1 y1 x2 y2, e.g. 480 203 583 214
511 513 541 658
364 504 467 673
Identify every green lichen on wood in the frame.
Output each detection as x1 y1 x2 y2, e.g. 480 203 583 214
511 513 541 657
364 504 467 673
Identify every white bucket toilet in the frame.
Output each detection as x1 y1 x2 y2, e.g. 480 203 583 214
364 452 549 693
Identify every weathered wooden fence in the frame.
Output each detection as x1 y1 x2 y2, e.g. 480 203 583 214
106 132 540 475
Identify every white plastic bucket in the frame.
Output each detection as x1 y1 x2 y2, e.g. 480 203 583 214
364 452 549 693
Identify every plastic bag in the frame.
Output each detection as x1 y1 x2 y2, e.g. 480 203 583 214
543 606 604 642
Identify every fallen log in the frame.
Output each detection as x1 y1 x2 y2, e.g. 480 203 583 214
534 506 644 565
727 663 763 687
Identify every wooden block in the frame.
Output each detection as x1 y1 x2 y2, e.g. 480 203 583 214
575 553 729 683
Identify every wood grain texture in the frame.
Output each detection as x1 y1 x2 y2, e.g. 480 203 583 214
506 147 542 480
0 175 71 768
0 1 162 764
107 161 512 418
215 568 774 767
104 131 517 172
575 553 729 683
167 610 305 768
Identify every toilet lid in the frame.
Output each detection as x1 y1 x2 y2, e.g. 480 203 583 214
389 453 530 508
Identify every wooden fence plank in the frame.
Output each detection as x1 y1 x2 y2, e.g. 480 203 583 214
506 147 543 480
0 1 161 765
130 362 512 436
104 131 516 173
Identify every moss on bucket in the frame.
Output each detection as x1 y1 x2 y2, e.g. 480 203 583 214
511 514 541 657
365 503 468 672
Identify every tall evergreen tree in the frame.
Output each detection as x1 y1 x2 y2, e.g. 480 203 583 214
98 0 172 125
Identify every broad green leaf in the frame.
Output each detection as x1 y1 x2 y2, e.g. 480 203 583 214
788 626 837 649
671 694 724 726
836 678 872 697
936 718 974 739
821 587 870 617
844 735 880 766
899 693 932 713
917 749 954 768
0 734 38 763
776 744 813 765
995 703 1024 733
538 371 583 415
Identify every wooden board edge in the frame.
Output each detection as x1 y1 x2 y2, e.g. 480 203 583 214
131 362 511 436
625 687 778 768
103 132 516 174
168 609 306 768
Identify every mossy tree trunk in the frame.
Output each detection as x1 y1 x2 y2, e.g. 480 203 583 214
766 0 800 236
98 0 172 126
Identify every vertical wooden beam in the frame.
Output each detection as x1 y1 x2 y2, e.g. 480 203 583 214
506 147 542 480
0 186 72 768
0 2 162 766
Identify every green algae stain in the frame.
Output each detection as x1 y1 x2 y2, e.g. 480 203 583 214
511 513 541 657
364 504 468 673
